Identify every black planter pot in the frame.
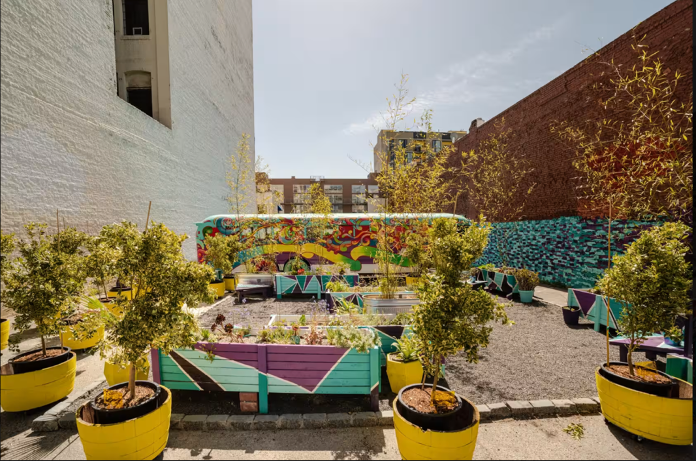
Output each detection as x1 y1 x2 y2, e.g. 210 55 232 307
396 384 475 432
9 346 72 374
91 380 162 425
374 325 405 339
599 362 675 397
562 307 581 325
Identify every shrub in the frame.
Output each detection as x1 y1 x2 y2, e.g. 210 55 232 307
514 268 540 291
597 222 691 375
326 325 381 353
392 334 420 363
203 233 244 280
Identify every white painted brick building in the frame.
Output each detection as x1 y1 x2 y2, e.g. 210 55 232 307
1 0 255 259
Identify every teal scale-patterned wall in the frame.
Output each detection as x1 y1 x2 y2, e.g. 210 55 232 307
473 216 659 288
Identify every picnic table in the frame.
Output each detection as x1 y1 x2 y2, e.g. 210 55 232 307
235 284 273 303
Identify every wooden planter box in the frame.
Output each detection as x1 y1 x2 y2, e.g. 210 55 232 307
327 291 416 311
153 341 380 413
275 275 360 299
567 288 625 331
483 270 519 296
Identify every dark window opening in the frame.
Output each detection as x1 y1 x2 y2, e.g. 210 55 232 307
116 73 119 96
123 0 149 35
127 88 153 117
441 133 452 141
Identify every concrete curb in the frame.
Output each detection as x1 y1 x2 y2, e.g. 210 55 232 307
31 379 107 432
168 398 602 431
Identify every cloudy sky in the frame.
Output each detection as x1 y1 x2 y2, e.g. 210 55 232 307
253 0 673 178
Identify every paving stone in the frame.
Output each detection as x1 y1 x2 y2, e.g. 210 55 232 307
58 413 77 430
206 415 230 430
529 399 555 415
303 413 328 429
551 399 577 416
486 402 511 419
351 411 377 427
477 404 491 422
278 414 303 429
181 415 207 431
44 400 72 417
507 401 533 417
227 415 254 431
31 415 59 432
591 396 602 405
572 398 600 414
252 414 279 431
170 413 185 430
325 413 351 428
376 410 393 426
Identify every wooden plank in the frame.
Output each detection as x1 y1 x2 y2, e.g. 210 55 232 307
271 370 370 380
267 353 367 363
152 348 161 384
268 386 370 394
194 343 259 353
267 362 368 371
258 344 268 414
160 369 192 383
266 345 348 354
161 381 200 391
161 355 258 370
162 373 258 385
161 365 257 378
220 384 259 392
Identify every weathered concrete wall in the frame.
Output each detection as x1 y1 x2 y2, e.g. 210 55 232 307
0 0 255 259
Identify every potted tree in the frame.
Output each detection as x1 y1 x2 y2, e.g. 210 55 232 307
203 233 242 299
85 232 118 315
394 218 511 460
513 268 539 303
0 223 87 412
595 222 692 445
404 230 430 287
1 231 15 351
74 221 214 460
386 333 422 394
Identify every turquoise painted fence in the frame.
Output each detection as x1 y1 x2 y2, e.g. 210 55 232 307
473 216 659 288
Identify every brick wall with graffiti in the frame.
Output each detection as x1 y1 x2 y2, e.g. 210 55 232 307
473 216 659 289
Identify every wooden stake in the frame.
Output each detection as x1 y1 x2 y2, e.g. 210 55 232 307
145 201 152 230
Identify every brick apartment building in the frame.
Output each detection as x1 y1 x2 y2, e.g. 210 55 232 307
449 0 692 222
263 177 382 214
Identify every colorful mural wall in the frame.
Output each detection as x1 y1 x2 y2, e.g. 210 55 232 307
473 216 660 288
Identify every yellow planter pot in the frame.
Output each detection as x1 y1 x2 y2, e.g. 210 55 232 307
596 367 692 445
210 281 225 299
386 354 424 394
107 288 132 300
1 319 9 350
394 397 479 460
224 276 236 291
104 361 150 387
61 326 104 351
405 277 420 287
0 353 76 412
76 386 172 460
103 301 123 318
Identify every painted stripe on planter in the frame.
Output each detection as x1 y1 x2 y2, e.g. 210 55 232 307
309 349 350 392
169 351 221 392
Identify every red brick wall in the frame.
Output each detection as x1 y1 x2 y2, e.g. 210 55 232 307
450 0 693 221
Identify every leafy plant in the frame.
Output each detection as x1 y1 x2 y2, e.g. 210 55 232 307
336 297 362 315
597 222 691 375
404 232 430 279
330 262 350 275
203 233 243 281
514 268 540 291
90 221 214 398
2 223 89 354
664 325 683 344
563 423 585 440
299 314 307 326
305 324 323 345
411 217 511 409
1 231 16 284
325 280 349 293
390 312 414 326
392 334 420 363
326 325 381 354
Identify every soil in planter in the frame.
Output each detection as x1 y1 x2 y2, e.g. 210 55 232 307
93 384 156 410
606 364 672 385
11 348 67 363
402 387 458 414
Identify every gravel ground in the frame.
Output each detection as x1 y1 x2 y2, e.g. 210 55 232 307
172 291 648 414
444 295 647 404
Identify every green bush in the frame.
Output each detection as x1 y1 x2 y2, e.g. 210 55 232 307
514 268 540 291
392 334 420 363
597 222 691 375
203 233 244 280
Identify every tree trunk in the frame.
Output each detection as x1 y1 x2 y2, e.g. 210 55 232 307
627 346 634 376
430 357 441 405
129 363 136 399
41 335 47 356
605 209 612 368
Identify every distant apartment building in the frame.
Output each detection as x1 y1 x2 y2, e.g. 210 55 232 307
1 0 255 260
373 130 467 173
267 177 383 214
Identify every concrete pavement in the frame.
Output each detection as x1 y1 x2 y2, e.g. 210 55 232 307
534 285 568 307
23 415 690 461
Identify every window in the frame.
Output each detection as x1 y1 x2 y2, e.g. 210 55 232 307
294 193 310 204
352 194 367 205
352 204 367 213
127 88 153 116
123 0 149 35
293 184 310 194
413 145 422 154
351 185 365 194
324 184 342 193
328 194 343 204
367 185 379 193
407 152 413 163
432 140 442 152
332 204 343 213
398 139 408 149
441 133 452 141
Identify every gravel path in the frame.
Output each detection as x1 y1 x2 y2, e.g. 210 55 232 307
443 295 646 404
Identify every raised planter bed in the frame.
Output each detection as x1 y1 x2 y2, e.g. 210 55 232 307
153 342 380 413
483 270 519 296
567 288 625 331
275 274 360 299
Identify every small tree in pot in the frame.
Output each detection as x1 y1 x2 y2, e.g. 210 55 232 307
91 221 214 406
596 222 691 390
203 233 243 296
513 268 540 304
1 231 15 350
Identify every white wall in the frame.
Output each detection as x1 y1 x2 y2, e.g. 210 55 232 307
0 0 255 259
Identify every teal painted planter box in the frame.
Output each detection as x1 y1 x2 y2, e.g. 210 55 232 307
275 275 360 299
666 355 693 385
567 288 626 331
153 341 380 413
484 270 519 296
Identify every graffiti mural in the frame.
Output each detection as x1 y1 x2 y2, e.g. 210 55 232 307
195 213 471 273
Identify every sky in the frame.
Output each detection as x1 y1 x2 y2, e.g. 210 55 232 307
252 0 674 179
